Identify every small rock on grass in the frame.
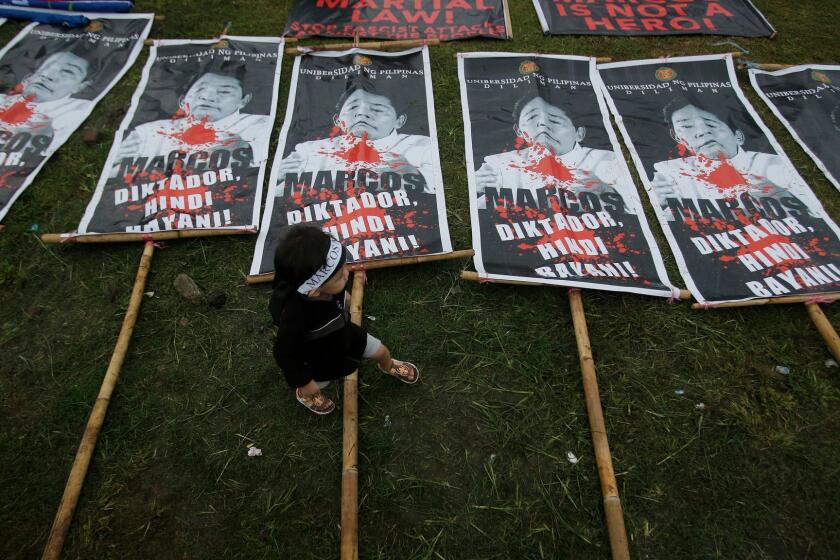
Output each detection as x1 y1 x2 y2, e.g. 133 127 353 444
207 291 227 309
173 273 203 303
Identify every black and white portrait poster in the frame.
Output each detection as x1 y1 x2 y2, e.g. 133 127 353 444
459 53 675 297
284 0 511 41
750 65 840 193
598 55 840 304
0 14 152 222
78 36 283 234
251 47 452 276
531 0 774 37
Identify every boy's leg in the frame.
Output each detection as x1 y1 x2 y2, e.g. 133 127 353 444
368 338 419 384
298 379 321 397
296 379 335 415
369 343 392 372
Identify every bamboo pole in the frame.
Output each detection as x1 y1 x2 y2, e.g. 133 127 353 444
459 270 691 300
567 289 631 560
41 228 254 244
740 63 793 71
286 38 440 55
246 249 474 285
805 303 840 363
341 272 366 560
41 241 156 560
502 0 513 39
691 292 840 309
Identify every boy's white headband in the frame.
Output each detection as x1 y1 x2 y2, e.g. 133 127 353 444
297 238 344 294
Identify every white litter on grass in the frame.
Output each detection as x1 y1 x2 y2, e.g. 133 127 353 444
694 403 706 411
144 291 155 297
674 389 685 396
384 415 391 428
488 453 496 464
774 365 790 376
247 447 262 457
566 451 579 465
825 359 838 369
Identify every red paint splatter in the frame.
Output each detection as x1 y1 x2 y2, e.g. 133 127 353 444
701 159 747 189
0 97 34 125
172 119 217 146
521 153 573 183
329 133 382 166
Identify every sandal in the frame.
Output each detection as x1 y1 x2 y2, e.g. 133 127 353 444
296 388 335 415
378 359 420 384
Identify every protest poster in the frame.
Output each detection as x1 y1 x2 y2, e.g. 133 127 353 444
284 0 511 41
750 65 840 193
0 14 152 222
251 47 452 276
531 0 774 37
598 54 840 304
458 53 675 297
78 36 283 234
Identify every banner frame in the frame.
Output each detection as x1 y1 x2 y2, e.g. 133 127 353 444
76 35 285 236
458 51 677 298
0 13 154 223
250 45 453 276
598 53 840 305
748 64 840 193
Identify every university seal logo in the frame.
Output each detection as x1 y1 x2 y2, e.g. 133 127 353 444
655 67 677 81
812 70 831 85
519 61 539 75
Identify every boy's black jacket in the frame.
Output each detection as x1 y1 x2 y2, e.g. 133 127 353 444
270 288 367 388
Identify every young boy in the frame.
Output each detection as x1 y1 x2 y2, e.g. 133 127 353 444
270 225 419 415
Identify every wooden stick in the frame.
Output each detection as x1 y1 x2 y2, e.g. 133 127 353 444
691 292 840 309
246 249 474 284
567 289 631 560
596 57 612 64
501 0 513 39
41 229 254 244
341 272 365 560
459 270 691 300
41 241 156 560
805 303 840 363
286 38 440 55
740 63 793 71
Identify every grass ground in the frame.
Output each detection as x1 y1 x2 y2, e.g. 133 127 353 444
1 0 839 558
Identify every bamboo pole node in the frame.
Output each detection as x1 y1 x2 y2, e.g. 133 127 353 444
41 241 156 560
246 249 473 285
